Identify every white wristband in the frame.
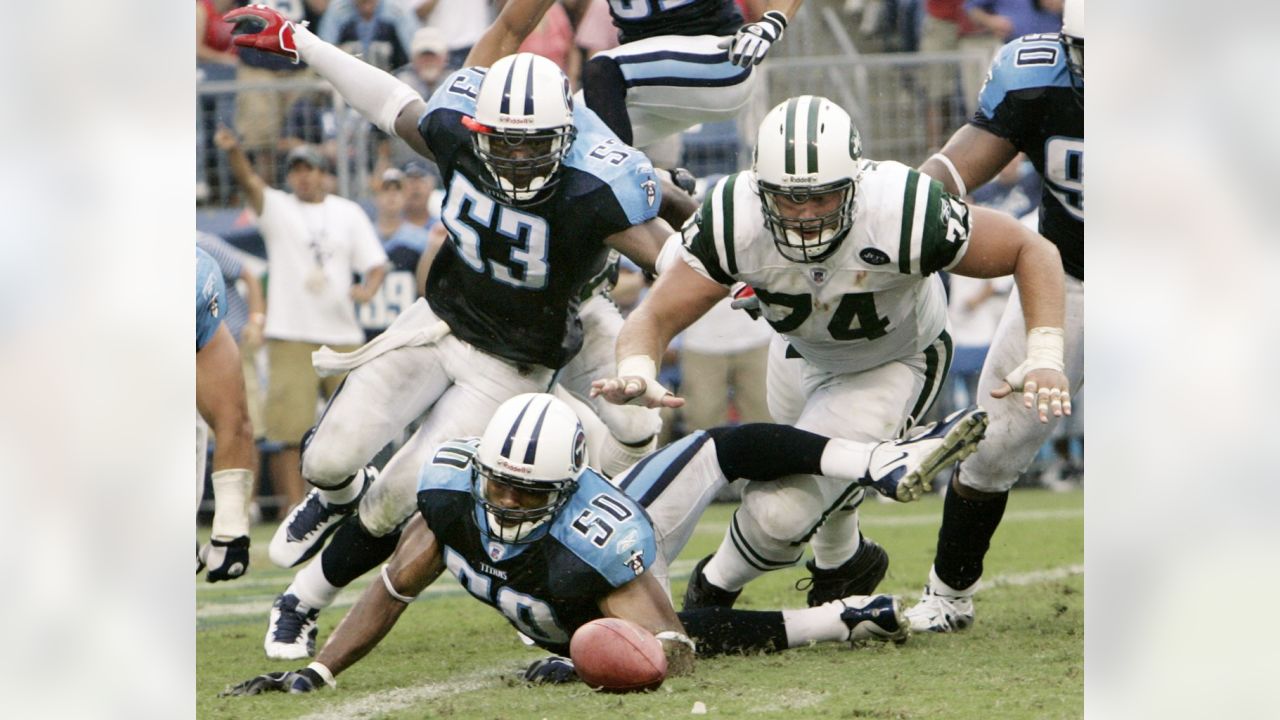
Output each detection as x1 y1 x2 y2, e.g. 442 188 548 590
306 662 337 688
381 564 419 604
927 153 967 197
617 355 657 382
210 468 254 540
1003 327 1065 390
655 631 696 653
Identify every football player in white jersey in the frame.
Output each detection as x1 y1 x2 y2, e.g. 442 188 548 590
593 95 1070 611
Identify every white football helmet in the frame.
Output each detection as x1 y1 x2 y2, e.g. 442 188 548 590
753 95 863 263
465 53 577 206
473 393 588 544
1061 0 1084 89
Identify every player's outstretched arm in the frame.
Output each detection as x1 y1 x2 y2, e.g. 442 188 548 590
464 0 559 69
920 124 1017 197
591 258 727 408
224 5 435 161
220 515 445 696
951 207 1071 422
597 571 696 677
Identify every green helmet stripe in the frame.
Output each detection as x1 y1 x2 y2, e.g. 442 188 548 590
805 97 820 174
783 97 800 175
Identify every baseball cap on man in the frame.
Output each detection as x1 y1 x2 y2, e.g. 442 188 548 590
380 167 405 188
285 145 324 171
411 26 447 57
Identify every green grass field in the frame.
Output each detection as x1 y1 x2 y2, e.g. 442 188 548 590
197 487 1082 719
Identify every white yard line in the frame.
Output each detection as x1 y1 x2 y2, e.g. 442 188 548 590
292 670 504 720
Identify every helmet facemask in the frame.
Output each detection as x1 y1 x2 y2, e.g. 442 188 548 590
471 464 575 544
465 116 576 206
758 178 857 263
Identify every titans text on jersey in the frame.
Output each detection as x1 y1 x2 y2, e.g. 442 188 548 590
417 439 657 655
975 33 1084 279
418 68 661 369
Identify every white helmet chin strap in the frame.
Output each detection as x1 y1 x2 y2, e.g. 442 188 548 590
496 173 551 202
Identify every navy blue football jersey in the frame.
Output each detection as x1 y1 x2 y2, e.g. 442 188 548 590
417 68 661 369
417 439 658 655
605 0 742 45
973 33 1084 280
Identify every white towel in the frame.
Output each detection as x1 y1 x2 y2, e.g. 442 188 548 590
312 298 451 376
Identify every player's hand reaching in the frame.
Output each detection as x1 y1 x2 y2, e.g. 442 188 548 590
719 10 787 68
590 375 684 409
729 282 761 320
523 656 579 684
224 4 303 64
220 668 327 696
991 368 1071 424
200 536 250 582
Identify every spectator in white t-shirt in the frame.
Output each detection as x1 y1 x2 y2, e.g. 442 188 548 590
215 128 388 514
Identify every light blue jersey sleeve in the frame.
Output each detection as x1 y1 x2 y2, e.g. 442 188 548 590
978 35 1072 119
564 105 661 226
417 439 480 493
551 471 658 588
195 247 226 351
423 68 487 120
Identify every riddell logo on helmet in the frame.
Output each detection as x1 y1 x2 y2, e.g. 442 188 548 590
785 175 819 183
498 115 536 125
497 458 532 474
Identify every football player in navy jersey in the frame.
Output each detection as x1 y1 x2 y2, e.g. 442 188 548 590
905 0 1084 634
195 247 257 583
222 393 987 695
224 2 699 661
573 0 805 150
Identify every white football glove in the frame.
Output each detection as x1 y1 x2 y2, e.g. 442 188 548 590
722 11 788 68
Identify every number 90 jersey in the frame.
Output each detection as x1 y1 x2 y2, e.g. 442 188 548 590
973 34 1084 280
681 161 971 375
417 439 657 656
418 68 662 370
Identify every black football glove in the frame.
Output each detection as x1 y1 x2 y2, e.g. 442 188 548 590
220 667 327 696
523 655 579 684
200 535 251 582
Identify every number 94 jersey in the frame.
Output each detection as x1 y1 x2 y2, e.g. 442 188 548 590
416 440 657 656
974 33 1084 280
417 68 662 370
681 161 971 375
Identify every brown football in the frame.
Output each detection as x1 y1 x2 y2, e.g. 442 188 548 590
569 618 667 693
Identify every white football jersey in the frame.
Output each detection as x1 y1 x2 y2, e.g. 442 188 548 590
681 160 972 374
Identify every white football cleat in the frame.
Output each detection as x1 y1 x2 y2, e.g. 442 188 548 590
904 567 976 633
863 407 989 502
839 594 909 644
264 592 321 660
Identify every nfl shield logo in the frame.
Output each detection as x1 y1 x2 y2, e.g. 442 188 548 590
488 542 503 560
809 268 828 284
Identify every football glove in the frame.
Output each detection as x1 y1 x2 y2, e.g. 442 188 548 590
523 656 578 684
224 4 303 64
722 11 787 68
729 282 762 320
200 535 250 582
220 668 326 696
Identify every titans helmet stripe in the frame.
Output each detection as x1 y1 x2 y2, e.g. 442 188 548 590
499 56 517 115
522 398 553 464
500 395 537 459
523 54 536 115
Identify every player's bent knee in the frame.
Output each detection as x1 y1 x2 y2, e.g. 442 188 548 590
956 461 1019 495
741 490 822 544
300 439 367 488
601 403 662 445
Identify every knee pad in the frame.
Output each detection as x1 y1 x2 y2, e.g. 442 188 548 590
740 480 827 545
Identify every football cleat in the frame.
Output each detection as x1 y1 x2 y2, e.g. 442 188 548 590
681 554 743 611
904 570 975 633
264 592 321 660
269 467 375 568
795 535 888 607
839 594 909 644
862 407 989 502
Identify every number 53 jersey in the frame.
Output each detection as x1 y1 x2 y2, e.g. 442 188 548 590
682 161 972 375
417 67 662 370
416 440 657 656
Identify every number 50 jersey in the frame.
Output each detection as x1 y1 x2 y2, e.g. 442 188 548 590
418 67 661 370
682 161 972 375
417 439 657 656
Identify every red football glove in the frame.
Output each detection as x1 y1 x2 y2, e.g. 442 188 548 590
224 4 302 64
730 282 762 320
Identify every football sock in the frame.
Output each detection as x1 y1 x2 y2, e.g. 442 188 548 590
705 424 830 481
318 468 364 507
781 600 851 646
932 475 1009 590
809 507 862 570
704 508 803 592
289 565 341 610
581 55 633 145
678 607 789 656
319 519 401 588
817 437 873 482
